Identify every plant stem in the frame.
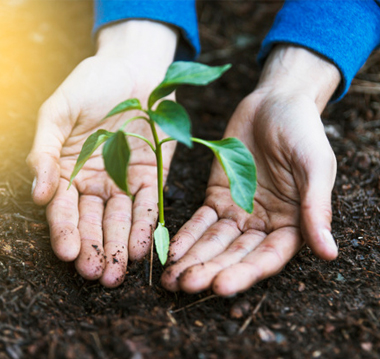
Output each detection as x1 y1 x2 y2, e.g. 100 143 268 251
159 137 175 145
123 132 155 152
149 121 165 225
191 137 207 146
120 115 150 131
149 224 154 286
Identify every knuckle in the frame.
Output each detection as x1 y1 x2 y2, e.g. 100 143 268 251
49 222 77 236
175 229 197 245
256 243 284 264
133 199 158 212
301 201 332 220
79 213 102 226
201 220 239 246
48 196 76 211
132 217 155 228
217 218 240 233
103 211 131 224
203 230 223 245
105 240 128 248
188 213 210 228
227 242 250 256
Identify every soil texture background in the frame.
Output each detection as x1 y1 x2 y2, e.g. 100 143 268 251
0 2 379 358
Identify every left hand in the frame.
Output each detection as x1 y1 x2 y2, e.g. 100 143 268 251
27 20 178 287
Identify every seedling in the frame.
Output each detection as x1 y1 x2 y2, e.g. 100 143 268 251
69 62 257 265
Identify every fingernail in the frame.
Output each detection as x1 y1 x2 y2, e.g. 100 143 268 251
322 229 337 254
31 177 37 195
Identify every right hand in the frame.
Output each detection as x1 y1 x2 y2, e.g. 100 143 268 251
161 45 342 296
27 21 178 287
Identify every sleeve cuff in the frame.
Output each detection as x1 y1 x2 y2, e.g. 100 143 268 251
257 0 380 102
94 0 200 61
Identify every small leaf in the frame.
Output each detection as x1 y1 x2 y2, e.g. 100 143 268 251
103 98 142 120
154 223 170 265
69 129 113 187
147 100 192 147
194 137 256 213
148 62 231 108
102 130 130 194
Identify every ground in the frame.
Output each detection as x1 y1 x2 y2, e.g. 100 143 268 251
0 2 379 359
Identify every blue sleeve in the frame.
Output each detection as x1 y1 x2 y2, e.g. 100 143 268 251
257 0 380 101
94 0 200 61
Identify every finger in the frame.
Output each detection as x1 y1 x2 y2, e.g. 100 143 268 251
167 206 218 263
161 217 240 292
46 179 80 261
100 194 132 288
27 152 61 206
178 229 266 293
75 194 105 280
128 186 159 261
211 227 303 296
27 97 73 205
300 188 337 260
296 147 338 260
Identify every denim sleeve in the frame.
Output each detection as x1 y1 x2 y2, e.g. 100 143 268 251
257 0 380 101
94 0 200 61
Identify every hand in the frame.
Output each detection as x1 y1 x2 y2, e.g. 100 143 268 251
161 45 341 296
27 21 178 287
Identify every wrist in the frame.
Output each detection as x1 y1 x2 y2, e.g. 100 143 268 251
256 45 341 111
96 20 179 72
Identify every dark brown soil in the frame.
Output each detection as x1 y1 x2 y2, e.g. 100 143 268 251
0 2 379 359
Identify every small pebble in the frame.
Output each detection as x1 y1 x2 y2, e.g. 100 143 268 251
275 332 286 344
298 282 306 292
222 321 239 336
361 342 372 352
351 239 359 247
230 299 251 319
324 323 335 333
257 326 276 343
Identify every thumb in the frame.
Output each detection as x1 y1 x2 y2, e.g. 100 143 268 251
27 95 73 206
296 146 338 261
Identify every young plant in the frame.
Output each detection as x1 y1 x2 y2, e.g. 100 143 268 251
69 62 257 265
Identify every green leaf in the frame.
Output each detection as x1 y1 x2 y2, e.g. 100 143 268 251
147 100 192 147
102 130 130 194
148 61 231 108
154 223 170 265
194 137 256 213
69 129 113 187
103 98 142 120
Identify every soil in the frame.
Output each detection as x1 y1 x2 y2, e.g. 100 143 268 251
0 1 379 359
